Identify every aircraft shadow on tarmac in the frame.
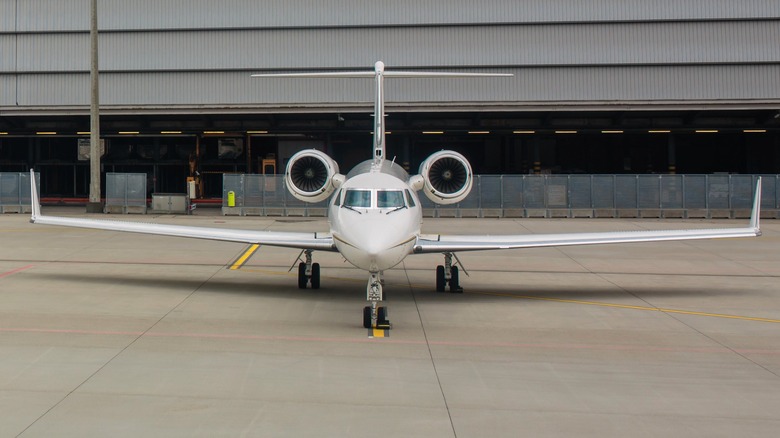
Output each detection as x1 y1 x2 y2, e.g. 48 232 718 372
26 271 742 304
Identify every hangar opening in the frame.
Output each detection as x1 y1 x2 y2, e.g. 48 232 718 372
1 110 778 200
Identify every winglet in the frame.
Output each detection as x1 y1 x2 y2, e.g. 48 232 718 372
29 169 41 222
750 177 761 235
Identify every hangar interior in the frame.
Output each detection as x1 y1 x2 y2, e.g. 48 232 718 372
1 0 779 199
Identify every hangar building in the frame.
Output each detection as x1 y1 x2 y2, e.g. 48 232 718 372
1 0 779 199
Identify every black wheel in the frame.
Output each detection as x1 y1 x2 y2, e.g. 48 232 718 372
450 266 461 292
363 306 372 328
311 263 321 289
377 306 388 324
435 265 446 292
297 262 307 289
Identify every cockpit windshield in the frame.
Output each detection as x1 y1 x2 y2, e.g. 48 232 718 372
344 189 371 208
377 190 405 208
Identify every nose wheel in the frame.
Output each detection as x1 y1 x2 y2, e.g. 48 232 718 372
363 272 390 329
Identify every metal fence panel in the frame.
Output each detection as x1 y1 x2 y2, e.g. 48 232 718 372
457 177 480 209
105 173 147 212
0 172 37 212
615 175 638 208
730 175 754 209
592 175 615 208
502 175 524 208
220 173 779 218
660 174 683 208
569 175 592 208
523 175 546 208
684 175 707 208
0 173 20 206
547 175 569 208
479 176 503 209
707 175 731 209
637 175 661 208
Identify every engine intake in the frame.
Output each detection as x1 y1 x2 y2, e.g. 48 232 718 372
417 150 473 204
285 149 342 203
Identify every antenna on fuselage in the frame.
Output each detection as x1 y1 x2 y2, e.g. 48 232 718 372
252 62 512 168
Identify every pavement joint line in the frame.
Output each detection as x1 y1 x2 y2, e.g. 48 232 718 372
466 290 780 324
14 264 225 436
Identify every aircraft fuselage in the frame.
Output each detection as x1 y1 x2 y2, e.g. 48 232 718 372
328 161 422 272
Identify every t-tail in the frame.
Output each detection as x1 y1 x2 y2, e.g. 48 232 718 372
253 61 512 165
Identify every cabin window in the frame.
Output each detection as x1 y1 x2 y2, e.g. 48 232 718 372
344 189 372 208
377 190 404 208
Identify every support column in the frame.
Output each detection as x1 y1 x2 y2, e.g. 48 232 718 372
86 0 102 213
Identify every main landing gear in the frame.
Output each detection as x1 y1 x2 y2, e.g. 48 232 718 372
436 252 464 293
363 271 390 329
295 249 320 289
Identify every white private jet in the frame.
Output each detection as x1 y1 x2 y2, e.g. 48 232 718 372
30 61 762 330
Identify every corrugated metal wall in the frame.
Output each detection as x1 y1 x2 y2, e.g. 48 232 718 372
10 21 780 72
9 0 780 30
1 0 779 112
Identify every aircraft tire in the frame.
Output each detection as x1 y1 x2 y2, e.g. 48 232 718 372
378 306 387 324
311 263 321 289
297 263 307 289
363 306 372 328
450 266 461 293
435 265 446 292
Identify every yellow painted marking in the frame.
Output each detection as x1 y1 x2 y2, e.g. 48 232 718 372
468 291 780 324
229 244 260 270
370 328 388 338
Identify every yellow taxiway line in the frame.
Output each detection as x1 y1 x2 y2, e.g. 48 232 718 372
229 244 260 270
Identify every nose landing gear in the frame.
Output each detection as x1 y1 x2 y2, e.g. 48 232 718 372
363 271 390 329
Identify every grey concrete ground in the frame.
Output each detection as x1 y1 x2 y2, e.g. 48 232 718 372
0 209 778 437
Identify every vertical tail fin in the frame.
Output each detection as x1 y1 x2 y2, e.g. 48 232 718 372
252 62 511 165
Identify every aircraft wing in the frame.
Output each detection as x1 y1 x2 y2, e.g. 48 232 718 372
28 172 336 251
414 180 762 254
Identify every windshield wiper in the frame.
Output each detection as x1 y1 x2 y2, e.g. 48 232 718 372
341 205 362 214
385 205 407 215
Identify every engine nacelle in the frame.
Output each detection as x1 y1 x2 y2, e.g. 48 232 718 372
285 149 343 203
417 150 473 205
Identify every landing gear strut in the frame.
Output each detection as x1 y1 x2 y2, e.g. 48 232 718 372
363 271 390 329
436 252 463 293
295 249 320 289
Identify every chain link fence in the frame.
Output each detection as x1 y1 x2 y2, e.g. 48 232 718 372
221 173 778 218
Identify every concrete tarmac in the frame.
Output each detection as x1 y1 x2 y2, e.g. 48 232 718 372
0 209 778 437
